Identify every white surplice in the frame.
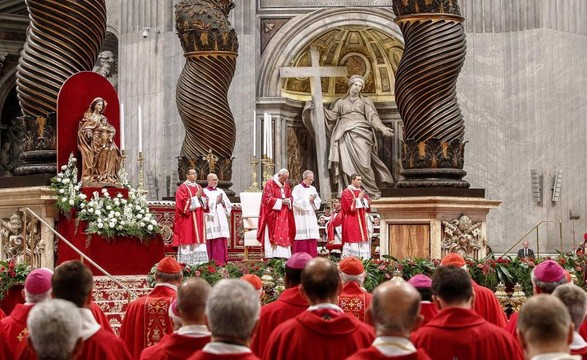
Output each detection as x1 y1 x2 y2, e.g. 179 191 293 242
292 183 322 241
203 187 231 239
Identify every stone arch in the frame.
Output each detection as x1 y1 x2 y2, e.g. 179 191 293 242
257 7 404 98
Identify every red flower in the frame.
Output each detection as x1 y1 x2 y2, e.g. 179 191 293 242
207 265 216 274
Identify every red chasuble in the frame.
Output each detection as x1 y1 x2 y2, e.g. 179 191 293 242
140 333 211 360
412 307 523 360
120 285 177 360
346 347 432 360
0 324 12 360
256 177 295 247
0 308 5 319
338 282 372 322
418 302 438 328
16 328 132 360
326 209 343 243
90 301 114 333
505 312 519 336
174 182 208 246
0 303 33 356
251 286 309 356
188 351 260 360
471 280 508 327
263 310 374 360
340 187 370 243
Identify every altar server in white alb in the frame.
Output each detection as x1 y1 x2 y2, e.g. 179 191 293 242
203 173 232 266
292 170 321 257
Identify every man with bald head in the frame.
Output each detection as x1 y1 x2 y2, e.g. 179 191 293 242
263 258 373 360
517 294 579 359
140 278 211 359
347 280 431 359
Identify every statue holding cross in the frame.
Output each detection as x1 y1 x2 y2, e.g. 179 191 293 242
303 74 395 199
281 46 394 199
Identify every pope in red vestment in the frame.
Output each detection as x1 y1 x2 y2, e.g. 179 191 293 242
263 309 374 360
257 170 295 258
173 175 208 247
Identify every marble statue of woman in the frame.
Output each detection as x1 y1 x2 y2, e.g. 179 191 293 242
303 75 394 199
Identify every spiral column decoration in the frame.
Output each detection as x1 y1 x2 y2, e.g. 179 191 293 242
175 0 238 193
17 0 106 117
393 0 469 188
14 0 106 176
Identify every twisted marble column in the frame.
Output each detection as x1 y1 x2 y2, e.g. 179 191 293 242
393 0 469 188
17 0 106 117
175 0 238 190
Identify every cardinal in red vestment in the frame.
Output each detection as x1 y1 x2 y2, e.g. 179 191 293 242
140 278 211 360
337 256 372 322
340 174 371 259
346 281 431 360
263 258 374 360
120 257 183 359
1 268 52 355
257 169 295 258
412 266 523 360
251 252 312 356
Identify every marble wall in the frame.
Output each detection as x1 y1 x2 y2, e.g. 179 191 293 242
114 0 587 253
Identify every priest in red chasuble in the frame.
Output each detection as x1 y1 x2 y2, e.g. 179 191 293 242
337 256 372 322
173 168 209 265
251 252 312 357
440 253 507 327
412 266 523 360
257 168 295 259
347 280 431 360
262 258 374 360
341 174 371 259
120 257 183 360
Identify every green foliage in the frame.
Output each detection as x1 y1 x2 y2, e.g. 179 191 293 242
0 259 30 300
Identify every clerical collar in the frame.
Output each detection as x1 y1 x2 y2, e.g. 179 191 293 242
155 283 178 291
348 185 360 191
177 324 211 338
372 336 416 356
300 181 310 188
203 341 252 354
206 186 216 191
184 180 199 187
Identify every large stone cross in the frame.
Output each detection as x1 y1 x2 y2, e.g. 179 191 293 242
279 46 347 201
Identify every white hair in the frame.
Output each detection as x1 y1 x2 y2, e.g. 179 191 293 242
302 170 313 179
205 279 260 341
277 168 289 176
340 271 366 286
27 299 82 360
25 289 52 304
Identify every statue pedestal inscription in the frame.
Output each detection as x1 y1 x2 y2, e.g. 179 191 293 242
372 195 501 260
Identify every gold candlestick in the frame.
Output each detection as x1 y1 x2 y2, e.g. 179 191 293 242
137 151 147 196
262 156 275 187
246 156 261 192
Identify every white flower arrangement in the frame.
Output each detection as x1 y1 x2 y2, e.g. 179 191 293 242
50 153 160 241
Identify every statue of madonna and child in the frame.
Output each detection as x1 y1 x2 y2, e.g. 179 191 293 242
77 97 122 187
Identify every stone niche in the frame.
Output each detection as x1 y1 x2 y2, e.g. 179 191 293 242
372 196 501 260
0 186 57 268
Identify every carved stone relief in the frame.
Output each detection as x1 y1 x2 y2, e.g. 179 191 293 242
441 214 485 259
0 211 44 268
